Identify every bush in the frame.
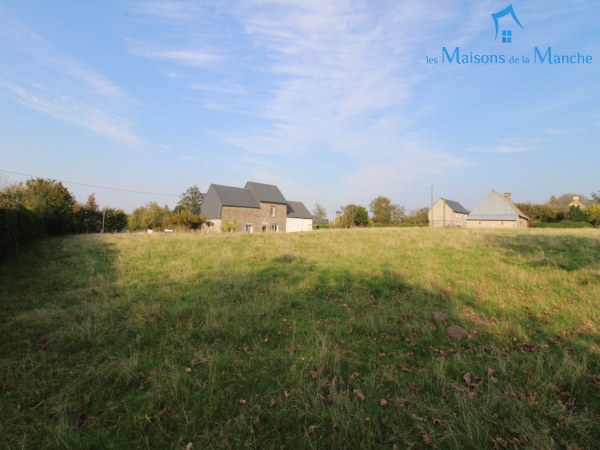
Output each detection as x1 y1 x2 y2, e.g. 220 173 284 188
570 205 586 222
166 211 209 231
0 194 43 259
586 205 600 228
222 219 240 233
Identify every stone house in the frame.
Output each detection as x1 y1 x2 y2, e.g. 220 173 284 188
467 190 529 229
428 198 469 228
569 196 587 210
201 181 312 233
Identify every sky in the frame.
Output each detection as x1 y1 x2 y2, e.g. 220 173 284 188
0 0 599 215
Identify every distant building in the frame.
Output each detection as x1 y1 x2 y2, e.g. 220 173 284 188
429 199 469 228
312 216 329 225
569 196 587 210
467 190 529 229
286 201 314 232
201 181 312 233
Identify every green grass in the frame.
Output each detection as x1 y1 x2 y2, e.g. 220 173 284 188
1 228 600 449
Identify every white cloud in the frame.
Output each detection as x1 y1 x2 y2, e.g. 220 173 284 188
0 10 141 146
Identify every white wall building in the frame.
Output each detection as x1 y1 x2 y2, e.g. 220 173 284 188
286 201 313 232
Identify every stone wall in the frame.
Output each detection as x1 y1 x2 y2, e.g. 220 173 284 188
467 219 528 229
201 219 221 233
221 202 287 233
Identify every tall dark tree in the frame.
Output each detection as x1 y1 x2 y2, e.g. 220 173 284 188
177 185 204 215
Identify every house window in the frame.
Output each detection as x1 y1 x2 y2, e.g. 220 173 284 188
270 205 276 217
271 224 278 232
245 224 252 233
502 30 512 43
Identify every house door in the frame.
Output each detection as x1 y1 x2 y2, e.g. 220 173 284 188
262 225 267 232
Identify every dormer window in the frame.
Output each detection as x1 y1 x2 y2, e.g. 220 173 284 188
270 205 276 217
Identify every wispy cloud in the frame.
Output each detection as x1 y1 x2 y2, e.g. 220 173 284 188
545 128 586 135
472 137 543 153
0 10 141 146
127 39 222 67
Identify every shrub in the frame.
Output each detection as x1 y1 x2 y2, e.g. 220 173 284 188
355 206 370 227
222 219 240 233
570 205 586 222
166 211 209 231
102 208 128 233
0 194 43 259
586 205 600 228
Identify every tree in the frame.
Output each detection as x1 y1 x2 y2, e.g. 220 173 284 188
102 208 128 232
177 185 204 215
586 205 600 227
22 178 77 235
85 193 99 212
354 206 370 226
401 207 430 225
591 191 600 203
127 202 170 231
570 205 586 222
368 196 405 224
312 202 327 225
334 204 370 227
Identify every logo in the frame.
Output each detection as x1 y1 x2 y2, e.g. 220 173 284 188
491 5 524 43
426 4 593 65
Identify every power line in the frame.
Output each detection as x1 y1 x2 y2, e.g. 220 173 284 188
0 169 180 197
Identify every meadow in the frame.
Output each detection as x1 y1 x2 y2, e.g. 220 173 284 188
1 228 599 449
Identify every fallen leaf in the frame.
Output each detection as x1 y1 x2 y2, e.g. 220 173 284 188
237 398 246 404
467 392 478 399
433 418 442 425
379 399 388 406
284 391 291 398
270 399 276 408
186 443 194 450
354 389 366 401
332 376 339 385
488 368 497 376
120 315 128 319
185 367 192 373
308 425 318 433
382 416 387 425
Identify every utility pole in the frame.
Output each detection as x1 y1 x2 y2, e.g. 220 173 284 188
431 185 433 228
102 210 105 233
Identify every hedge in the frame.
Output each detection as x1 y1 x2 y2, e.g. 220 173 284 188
0 197 43 260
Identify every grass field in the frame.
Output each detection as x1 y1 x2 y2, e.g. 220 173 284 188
1 228 600 449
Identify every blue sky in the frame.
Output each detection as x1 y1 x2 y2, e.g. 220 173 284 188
1 1 598 214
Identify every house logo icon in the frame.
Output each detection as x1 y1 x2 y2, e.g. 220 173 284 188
492 5 524 43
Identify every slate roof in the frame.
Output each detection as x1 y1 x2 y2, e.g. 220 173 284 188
442 199 470 214
287 201 313 219
212 184 260 208
245 182 288 204
467 190 529 220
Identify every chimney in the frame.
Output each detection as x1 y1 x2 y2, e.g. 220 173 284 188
504 193 512 202
457 199 460 204
574 196 579 201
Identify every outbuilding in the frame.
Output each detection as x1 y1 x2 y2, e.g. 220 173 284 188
429 198 469 227
286 201 313 232
467 190 529 228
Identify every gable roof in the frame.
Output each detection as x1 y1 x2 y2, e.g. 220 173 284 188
439 199 469 214
212 184 260 208
467 190 529 221
287 201 313 219
245 181 287 204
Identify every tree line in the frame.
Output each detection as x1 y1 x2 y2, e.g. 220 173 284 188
0 179 210 260
515 192 600 227
312 195 430 228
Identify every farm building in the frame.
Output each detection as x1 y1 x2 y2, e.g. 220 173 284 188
428 198 469 228
467 190 529 229
286 201 314 232
201 181 312 233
